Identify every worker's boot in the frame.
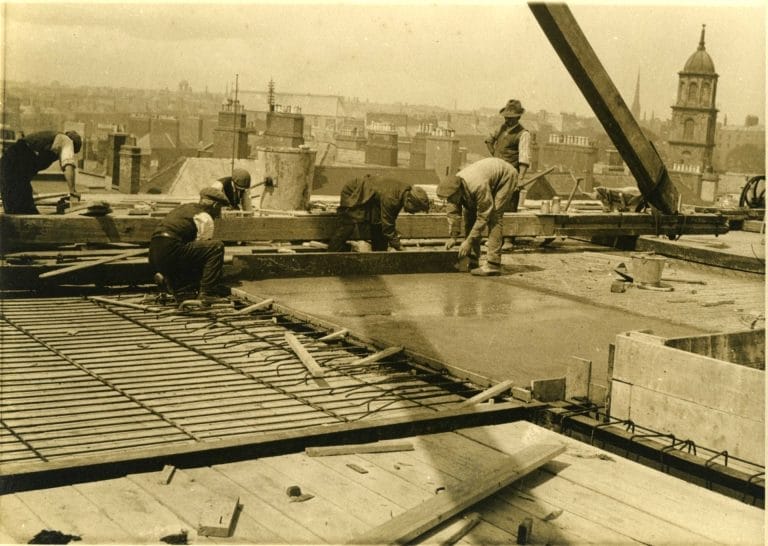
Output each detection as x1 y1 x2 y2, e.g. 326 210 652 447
198 285 231 306
470 262 502 277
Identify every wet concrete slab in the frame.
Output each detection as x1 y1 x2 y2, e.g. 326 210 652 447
237 239 764 389
236 272 700 388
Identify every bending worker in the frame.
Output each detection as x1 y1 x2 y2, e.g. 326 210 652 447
328 175 430 252
436 157 518 276
0 130 82 214
150 187 231 304
212 167 252 211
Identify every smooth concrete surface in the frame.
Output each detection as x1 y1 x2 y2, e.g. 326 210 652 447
238 238 764 388
238 272 703 388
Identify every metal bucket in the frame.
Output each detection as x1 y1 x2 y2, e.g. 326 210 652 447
631 253 666 286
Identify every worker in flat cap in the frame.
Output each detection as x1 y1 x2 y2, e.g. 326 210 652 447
486 99 531 250
0 130 82 214
212 167 252 211
437 157 518 276
328 175 430 252
149 186 231 304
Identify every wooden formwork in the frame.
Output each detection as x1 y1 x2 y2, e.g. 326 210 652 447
0 293 537 491
609 329 765 465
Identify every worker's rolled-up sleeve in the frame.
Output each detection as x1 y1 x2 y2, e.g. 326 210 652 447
193 212 215 240
518 131 531 167
53 133 77 169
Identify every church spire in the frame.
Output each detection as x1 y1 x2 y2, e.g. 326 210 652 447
631 69 641 119
698 24 706 50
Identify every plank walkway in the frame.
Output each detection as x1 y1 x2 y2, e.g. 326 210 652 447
0 421 762 545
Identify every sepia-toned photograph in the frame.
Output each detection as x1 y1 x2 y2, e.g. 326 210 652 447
0 1 765 544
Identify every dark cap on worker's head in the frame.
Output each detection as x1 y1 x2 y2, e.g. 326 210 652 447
436 174 462 199
499 99 525 118
199 186 230 205
403 186 430 213
65 131 82 154
219 168 251 190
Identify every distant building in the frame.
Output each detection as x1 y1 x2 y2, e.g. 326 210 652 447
667 25 719 173
713 118 765 173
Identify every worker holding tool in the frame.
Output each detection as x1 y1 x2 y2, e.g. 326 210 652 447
436 157 518 276
212 167 252 211
485 99 531 250
0 130 82 214
328 175 430 252
149 187 231 305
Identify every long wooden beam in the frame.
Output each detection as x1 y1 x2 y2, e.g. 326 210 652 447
0 212 728 250
352 443 566 544
0 401 544 494
529 3 679 214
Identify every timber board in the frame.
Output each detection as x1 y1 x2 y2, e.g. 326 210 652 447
0 212 727 250
1 421 762 545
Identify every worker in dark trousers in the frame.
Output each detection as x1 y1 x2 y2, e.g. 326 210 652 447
213 167 252 211
328 175 430 252
0 130 82 214
149 187 231 304
437 157 517 276
485 99 530 250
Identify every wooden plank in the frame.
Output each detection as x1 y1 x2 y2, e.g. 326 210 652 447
182 466 324 544
284 332 326 378
613 334 765 420
528 3 679 214
412 512 481 545
318 328 349 341
0 494 52 544
0 212 727 250
459 380 514 406
347 346 404 368
566 357 591 400
459 422 764 545
198 495 240 537
306 441 414 457
635 237 764 274
73 476 204 542
212 457 371 543
231 251 461 279
38 248 147 279
619 383 764 464
234 298 274 314
351 443 565 544
11 485 135 543
664 329 765 369
530 377 565 402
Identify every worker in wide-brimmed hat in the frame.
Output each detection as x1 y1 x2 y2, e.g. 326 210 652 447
213 167 252 211
485 99 531 250
328 175 430 252
149 186 231 304
436 157 518 276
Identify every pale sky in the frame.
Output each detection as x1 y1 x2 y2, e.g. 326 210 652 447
2 1 765 124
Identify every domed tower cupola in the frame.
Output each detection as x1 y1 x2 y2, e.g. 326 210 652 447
668 24 719 175
683 25 716 74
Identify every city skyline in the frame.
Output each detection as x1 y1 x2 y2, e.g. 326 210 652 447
2 2 765 125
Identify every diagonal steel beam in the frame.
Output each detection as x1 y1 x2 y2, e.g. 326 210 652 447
529 2 680 214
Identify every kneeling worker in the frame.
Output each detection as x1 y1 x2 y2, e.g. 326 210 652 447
328 175 430 252
150 187 231 303
436 157 517 276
